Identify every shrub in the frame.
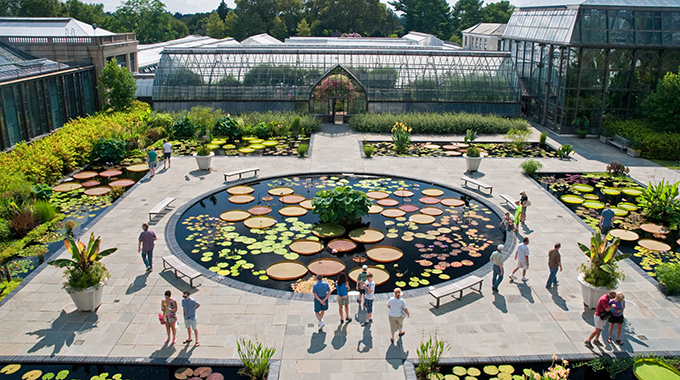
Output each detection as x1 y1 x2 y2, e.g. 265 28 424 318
290 116 301 136
33 200 58 223
363 143 376 158
415 335 449 380
189 106 225 133
254 122 269 139
603 118 680 160
93 138 127 163
520 159 543 175
655 262 680 294
556 144 574 159
0 215 64 265
506 128 531 150
639 179 680 227
539 131 547 146
31 184 52 201
237 338 275 380
237 112 320 134
349 112 529 134
641 68 680 132
296 143 308 157
465 145 481 157
169 116 196 139
196 145 211 156
213 115 241 141
392 122 411 154
9 211 38 238
0 219 10 242
311 186 371 225
145 127 166 143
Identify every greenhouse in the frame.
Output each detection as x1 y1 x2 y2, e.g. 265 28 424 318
502 0 680 133
152 39 521 119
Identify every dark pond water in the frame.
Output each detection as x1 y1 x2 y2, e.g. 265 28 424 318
175 174 505 294
0 362 240 380
533 172 680 279
439 361 636 380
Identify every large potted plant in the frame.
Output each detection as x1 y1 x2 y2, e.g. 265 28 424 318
49 233 117 312
193 145 214 171
577 232 628 308
462 129 483 172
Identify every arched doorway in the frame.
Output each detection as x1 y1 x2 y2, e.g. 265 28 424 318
310 66 367 123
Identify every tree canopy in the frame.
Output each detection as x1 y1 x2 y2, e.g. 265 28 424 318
97 58 137 111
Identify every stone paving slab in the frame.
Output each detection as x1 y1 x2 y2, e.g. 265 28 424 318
1 123 679 380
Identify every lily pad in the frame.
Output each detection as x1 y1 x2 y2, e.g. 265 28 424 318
263 140 279 147
239 148 255 154
250 144 266 150
611 207 628 216
619 202 638 211
622 187 644 196
366 246 404 263
573 183 594 192
561 194 584 204
583 200 605 209
308 258 346 276
266 261 308 280
602 188 621 196
348 228 385 244
289 239 325 255
584 194 599 200
453 367 467 376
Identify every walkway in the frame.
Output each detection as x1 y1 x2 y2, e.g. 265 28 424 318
1 124 679 380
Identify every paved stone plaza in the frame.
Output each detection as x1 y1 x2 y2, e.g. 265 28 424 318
1 124 680 379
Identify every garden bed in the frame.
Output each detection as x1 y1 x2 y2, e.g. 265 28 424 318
158 136 311 157
363 141 556 158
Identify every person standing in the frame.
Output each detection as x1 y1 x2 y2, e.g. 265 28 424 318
513 201 523 229
600 203 615 237
519 191 529 224
313 274 331 329
356 264 368 306
509 237 530 282
546 243 562 289
585 291 616 347
361 272 376 326
336 273 351 323
162 140 172 169
608 292 625 345
161 290 178 344
147 148 158 177
490 244 504 292
138 223 157 272
181 291 201 346
387 288 409 344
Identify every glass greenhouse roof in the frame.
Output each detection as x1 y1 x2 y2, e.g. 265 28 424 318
152 47 519 104
504 8 578 45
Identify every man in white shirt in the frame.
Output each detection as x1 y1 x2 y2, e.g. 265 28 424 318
162 140 172 169
360 273 375 326
509 237 530 282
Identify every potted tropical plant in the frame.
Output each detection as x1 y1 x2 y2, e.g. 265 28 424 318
193 144 214 171
462 129 483 172
49 233 117 312
577 232 628 308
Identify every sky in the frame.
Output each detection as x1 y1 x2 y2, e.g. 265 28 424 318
97 0 534 17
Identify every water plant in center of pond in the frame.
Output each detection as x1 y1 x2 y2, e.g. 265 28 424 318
237 338 276 380
311 186 371 225
606 161 630 177
578 232 628 288
415 335 449 380
392 122 411 154
506 128 531 150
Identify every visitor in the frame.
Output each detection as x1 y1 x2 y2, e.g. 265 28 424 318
519 191 529 224
182 291 201 346
546 243 562 289
585 290 615 347
161 290 178 344
489 244 504 292
387 288 409 344
336 272 351 323
361 272 376 326
356 264 368 307
509 237 530 282
162 140 172 169
138 223 157 272
313 274 331 329
147 147 157 177
499 212 514 232
600 203 615 237
513 201 522 230
608 292 625 345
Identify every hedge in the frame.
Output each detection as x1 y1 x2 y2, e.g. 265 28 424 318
236 112 321 133
603 118 680 161
349 112 529 134
0 214 64 266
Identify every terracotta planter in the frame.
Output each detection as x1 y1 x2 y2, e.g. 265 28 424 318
463 154 483 172
67 283 104 312
578 273 616 309
193 152 214 170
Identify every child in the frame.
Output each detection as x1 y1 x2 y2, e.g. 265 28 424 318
356 265 368 307
513 201 523 230
500 212 515 232
608 292 625 345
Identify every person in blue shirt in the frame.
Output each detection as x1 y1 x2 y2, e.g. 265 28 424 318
313 274 331 329
600 203 616 237
181 291 201 346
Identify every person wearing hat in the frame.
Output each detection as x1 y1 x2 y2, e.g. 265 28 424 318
489 244 504 292
356 264 368 307
519 191 529 224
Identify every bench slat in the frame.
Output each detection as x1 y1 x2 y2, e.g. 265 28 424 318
162 256 202 287
429 276 482 307
224 167 260 182
150 197 175 213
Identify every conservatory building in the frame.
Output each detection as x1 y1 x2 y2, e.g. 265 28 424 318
152 32 521 121
502 0 680 133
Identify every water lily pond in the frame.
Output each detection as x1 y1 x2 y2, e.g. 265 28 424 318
535 173 680 279
364 142 556 158
167 135 310 157
175 175 505 293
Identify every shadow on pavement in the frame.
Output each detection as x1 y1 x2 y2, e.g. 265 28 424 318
385 339 409 370
308 329 327 353
27 310 99 355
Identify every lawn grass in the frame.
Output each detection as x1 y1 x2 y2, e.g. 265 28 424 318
651 159 680 170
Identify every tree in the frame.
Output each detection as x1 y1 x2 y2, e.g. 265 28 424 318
223 10 239 38
389 0 452 39
216 0 229 19
65 0 109 26
269 15 288 40
641 68 680 132
481 0 514 23
206 11 226 38
0 0 20 16
97 58 137 111
18 0 66 17
452 0 483 37
277 0 303 35
309 0 392 36
111 0 179 43
296 18 311 36
170 17 189 38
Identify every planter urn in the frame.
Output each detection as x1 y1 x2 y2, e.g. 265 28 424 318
627 148 641 158
193 152 214 171
67 284 105 312
463 154 483 172
578 273 615 309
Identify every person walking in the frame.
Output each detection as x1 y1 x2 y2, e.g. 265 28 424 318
600 203 615 237
513 201 522 229
162 140 172 169
313 274 331 329
138 223 157 272
490 244 504 292
181 291 201 346
519 191 529 224
585 290 616 347
361 272 375 326
356 265 368 307
161 290 178 344
509 237 530 282
387 288 409 344
608 292 625 345
147 148 158 177
546 243 562 289
336 272 351 323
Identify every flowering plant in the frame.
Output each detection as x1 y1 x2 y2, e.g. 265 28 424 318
313 74 360 100
391 122 411 154
525 356 570 380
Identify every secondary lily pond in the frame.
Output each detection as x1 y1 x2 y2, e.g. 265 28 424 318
535 173 680 278
364 142 556 158
174 175 505 293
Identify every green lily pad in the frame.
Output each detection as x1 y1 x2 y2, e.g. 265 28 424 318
223 144 236 149
453 367 468 376
250 139 264 144
312 223 346 238
499 365 515 374
263 140 278 147
484 366 499 375
619 202 638 211
439 274 450 280
206 144 220 150
602 188 621 196
408 281 419 287
211 139 226 145
239 148 255 154
583 200 605 209
259 275 269 280
611 207 628 216
242 136 257 141
622 187 644 196
250 144 266 150
395 281 406 287
583 194 599 200
561 194 584 204
573 183 594 192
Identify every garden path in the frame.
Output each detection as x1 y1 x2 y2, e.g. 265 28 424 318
1 124 679 380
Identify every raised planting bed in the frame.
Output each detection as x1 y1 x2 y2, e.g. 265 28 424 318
160 136 311 157
363 141 556 158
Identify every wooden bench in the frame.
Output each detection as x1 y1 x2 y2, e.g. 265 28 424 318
429 275 483 308
148 197 175 221
162 256 202 288
609 134 629 152
224 167 260 182
460 176 493 194
499 194 517 209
